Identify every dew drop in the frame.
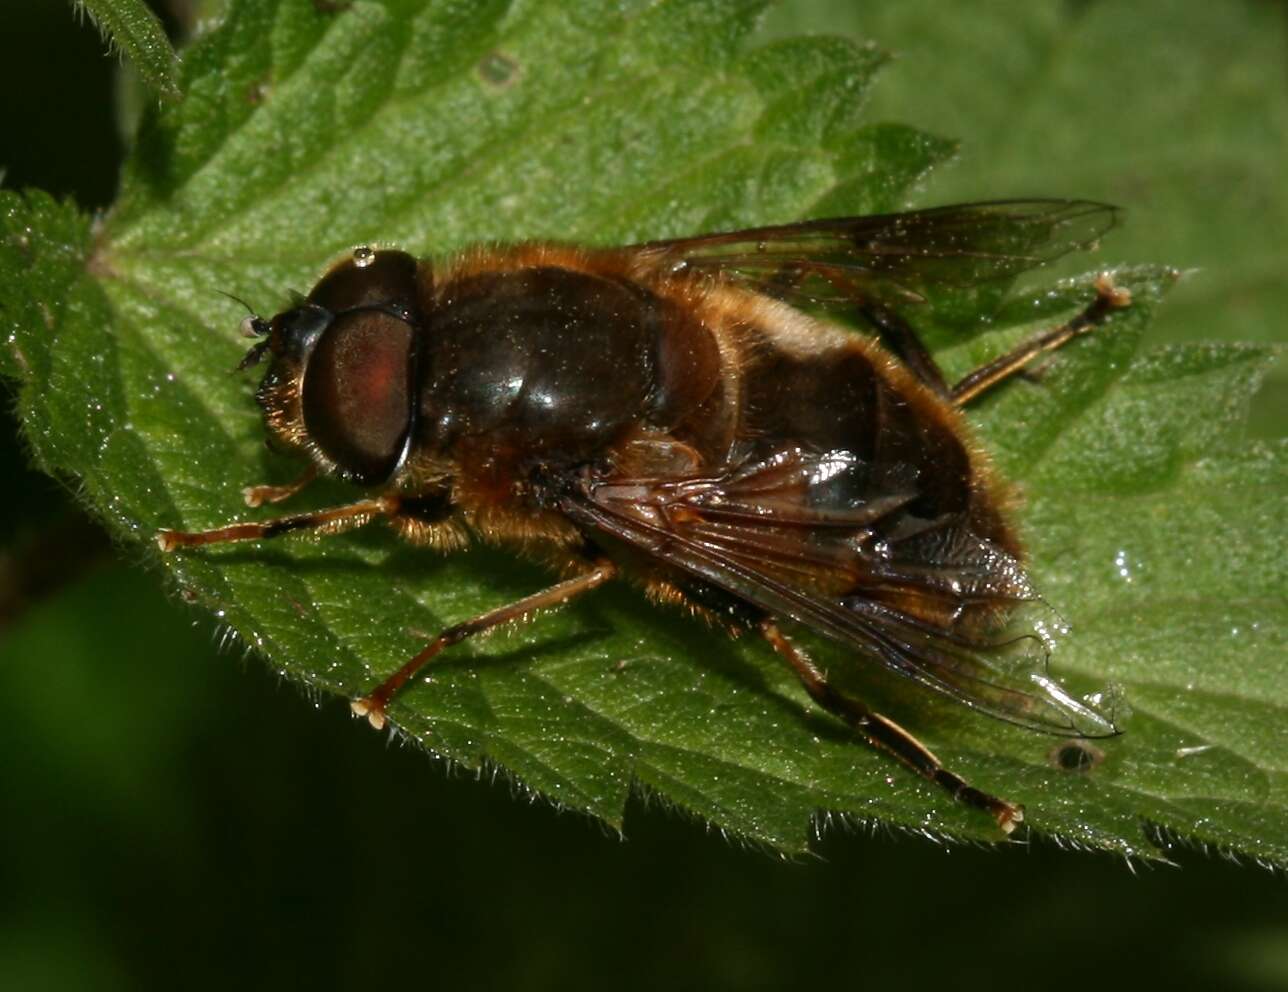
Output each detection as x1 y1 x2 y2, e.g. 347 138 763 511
352 245 376 268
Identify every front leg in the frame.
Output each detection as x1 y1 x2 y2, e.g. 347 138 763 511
242 465 319 508
156 493 401 551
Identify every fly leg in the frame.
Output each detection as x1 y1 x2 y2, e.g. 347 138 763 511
858 302 952 398
155 493 400 550
854 274 1131 405
760 620 1024 833
242 465 319 508
351 561 618 730
770 268 953 395
950 273 1132 406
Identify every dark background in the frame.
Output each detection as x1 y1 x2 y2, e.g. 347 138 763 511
2 2 1285 989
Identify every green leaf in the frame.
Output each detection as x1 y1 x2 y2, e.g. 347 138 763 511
2 0 1284 859
76 0 181 102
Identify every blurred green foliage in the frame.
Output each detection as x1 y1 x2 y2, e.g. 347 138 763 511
1 1 1286 990
765 0 1288 436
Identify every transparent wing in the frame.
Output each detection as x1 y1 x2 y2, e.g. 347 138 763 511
633 199 1120 307
563 447 1118 737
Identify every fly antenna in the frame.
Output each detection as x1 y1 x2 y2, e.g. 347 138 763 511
215 289 270 338
216 289 259 315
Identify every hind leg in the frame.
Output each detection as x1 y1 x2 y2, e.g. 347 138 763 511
858 274 1131 406
759 620 1023 833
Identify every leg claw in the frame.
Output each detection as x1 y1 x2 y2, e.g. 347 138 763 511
1095 272 1133 309
350 696 387 731
997 804 1025 835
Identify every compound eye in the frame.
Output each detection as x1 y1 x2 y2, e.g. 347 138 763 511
302 309 413 483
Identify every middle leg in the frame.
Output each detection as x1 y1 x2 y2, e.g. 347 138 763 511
351 560 619 730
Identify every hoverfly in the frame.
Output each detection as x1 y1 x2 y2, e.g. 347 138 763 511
157 200 1131 832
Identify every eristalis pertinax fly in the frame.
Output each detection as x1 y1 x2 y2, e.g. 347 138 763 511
157 200 1132 832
